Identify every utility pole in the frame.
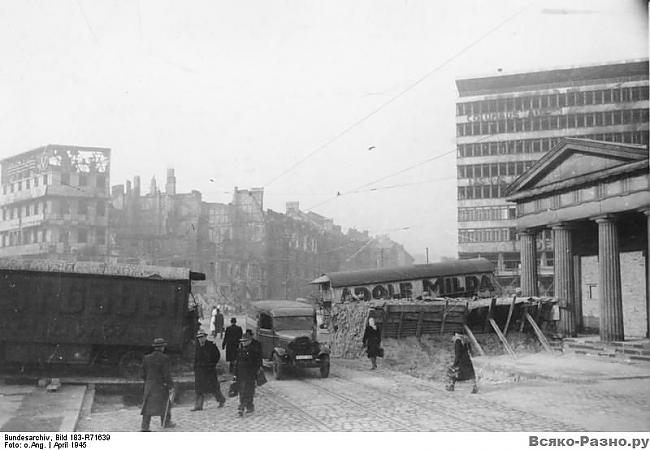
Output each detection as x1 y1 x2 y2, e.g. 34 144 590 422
426 247 429 264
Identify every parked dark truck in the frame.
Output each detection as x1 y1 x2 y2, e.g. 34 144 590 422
0 258 204 376
249 300 330 380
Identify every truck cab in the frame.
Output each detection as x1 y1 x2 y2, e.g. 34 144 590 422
249 300 330 379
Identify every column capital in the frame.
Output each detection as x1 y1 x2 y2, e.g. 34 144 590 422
550 222 574 230
592 214 617 224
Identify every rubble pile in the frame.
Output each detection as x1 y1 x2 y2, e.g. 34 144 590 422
330 301 375 358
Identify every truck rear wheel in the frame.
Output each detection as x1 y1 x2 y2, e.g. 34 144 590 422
272 353 286 380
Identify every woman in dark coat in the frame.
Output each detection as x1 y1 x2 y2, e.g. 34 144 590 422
446 331 478 393
362 317 382 370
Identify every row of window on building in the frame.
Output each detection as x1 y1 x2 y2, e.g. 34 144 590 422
458 160 536 179
1 199 107 221
458 206 517 222
456 108 649 137
457 183 512 200
456 85 649 116
1 172 107 195
458 227 517 243
456 131 649 158
0 227 107 247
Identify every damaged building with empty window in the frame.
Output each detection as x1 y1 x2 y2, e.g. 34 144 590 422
0 145 111 260
455 59 649 292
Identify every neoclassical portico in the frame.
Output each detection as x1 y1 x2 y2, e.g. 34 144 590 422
506 138 649 341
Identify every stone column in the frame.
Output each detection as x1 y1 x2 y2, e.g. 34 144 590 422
553 223 576 337
595 216 624 342
519 230 538 297
573 254 583 332
643 209 650 338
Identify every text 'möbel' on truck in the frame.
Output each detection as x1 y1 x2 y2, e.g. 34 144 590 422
249 300 330 380
0 258 205 377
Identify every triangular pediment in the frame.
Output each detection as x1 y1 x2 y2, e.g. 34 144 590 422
506 138 648 197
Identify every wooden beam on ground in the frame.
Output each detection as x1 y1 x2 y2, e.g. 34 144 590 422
463 325 485 357
415 311 424 338
440 300 449 335
503 295 517 336
524 312 552 353
489 318 516 358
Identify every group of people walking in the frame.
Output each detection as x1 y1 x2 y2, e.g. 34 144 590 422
139 311 263 431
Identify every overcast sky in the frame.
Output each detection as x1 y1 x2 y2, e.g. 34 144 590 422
0 0 647 262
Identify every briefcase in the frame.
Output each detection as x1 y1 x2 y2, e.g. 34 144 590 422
228 380 239 398
256 369 267 387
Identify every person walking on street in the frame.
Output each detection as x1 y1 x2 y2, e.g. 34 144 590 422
214 308 225 339
445 331 478 393
362 317 382 370
191 330 226 411
234 330 262 417
223 317 243 373
140 338 175 431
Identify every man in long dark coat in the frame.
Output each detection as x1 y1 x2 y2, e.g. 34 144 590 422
214 309 225 339
222 317 243 373
191 330 226 411
234 330 262 417
446 331 478 393
140 338 175 431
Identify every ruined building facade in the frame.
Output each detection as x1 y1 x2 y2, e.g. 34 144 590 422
110 171 413 308
0 145 111 260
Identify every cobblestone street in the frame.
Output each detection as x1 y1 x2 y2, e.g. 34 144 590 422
76 358 650 432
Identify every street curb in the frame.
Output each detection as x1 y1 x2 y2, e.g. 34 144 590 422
473 361 650 383
75 384 96 432
59 385 87 432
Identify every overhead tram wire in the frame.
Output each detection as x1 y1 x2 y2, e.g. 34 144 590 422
304 148 456 211
262 2 534 188
305 111 513 213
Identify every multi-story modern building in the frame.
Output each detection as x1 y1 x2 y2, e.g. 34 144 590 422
455 59 649 291
0 145 111 260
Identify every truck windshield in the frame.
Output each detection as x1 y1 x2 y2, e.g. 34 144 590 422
274 316 314 331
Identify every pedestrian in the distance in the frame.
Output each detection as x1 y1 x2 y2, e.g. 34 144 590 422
445 331 478 394
214 308 225 339
140 338 175 431
362 317 382 370
234 330 262 417
191 330 226 411
223 317 243 373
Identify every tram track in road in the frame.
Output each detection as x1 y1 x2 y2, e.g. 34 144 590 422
293 376 421 431
263 384 334 431
326 365 581 431
300 372 486 431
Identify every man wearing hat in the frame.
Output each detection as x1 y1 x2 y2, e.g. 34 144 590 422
234 329 262 417
222 317 243 373
191 329 226 411
140 338 175 431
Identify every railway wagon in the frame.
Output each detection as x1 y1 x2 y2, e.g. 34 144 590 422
0 258 205 375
